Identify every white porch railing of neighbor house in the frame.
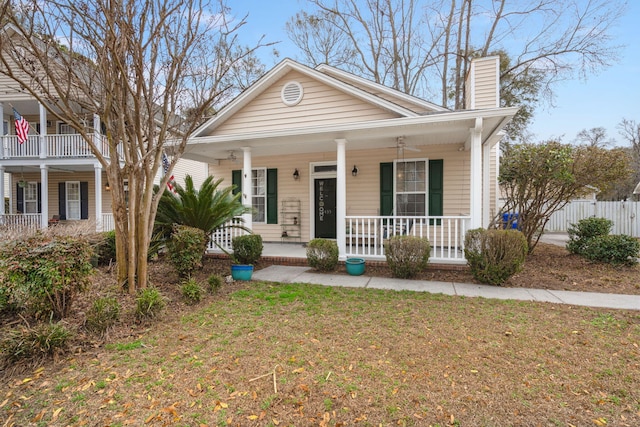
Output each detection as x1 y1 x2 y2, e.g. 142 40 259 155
207 218 247 252
102 213 115 232
0 213 40 230
345 215 471 262
0 133 121 159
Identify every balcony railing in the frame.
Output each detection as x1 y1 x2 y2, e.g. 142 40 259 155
0 133 121 159
346 215 470 263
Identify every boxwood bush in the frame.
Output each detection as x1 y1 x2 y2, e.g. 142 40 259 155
306 239 339 272
232 234 263 265
464 228 527 286
566 217 613 255
167 225 208 277
384 235 431 279
582 234 639 266
0 234 93 319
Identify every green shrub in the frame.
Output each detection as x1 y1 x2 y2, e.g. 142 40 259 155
95 230 117 265
232 234 263 265
306 239 339 272
0 234 93 319
582 234 640 266
207 274 223 293
85 297 120 334
566 217 613 255
384 235 431 279
135 287 165 320
464 228 527 286
167 225 208 277
0 322 71 364
181 278 203 304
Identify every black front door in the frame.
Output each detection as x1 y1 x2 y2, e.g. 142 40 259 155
314 178 336 239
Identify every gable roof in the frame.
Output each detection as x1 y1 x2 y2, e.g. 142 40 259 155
315 63 449 114
192 58 431 138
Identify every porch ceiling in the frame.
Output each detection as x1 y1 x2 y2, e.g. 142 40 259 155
182 108 518 164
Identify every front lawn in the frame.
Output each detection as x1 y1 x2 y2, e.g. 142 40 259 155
2 280 639 426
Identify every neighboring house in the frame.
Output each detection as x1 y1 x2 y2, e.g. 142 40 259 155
0 56 206 232
185 57 517 263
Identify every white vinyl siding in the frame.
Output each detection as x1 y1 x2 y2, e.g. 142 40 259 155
214 71 398 135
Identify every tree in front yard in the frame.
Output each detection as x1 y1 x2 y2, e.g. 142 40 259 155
497 141 631 252
0 0 268 293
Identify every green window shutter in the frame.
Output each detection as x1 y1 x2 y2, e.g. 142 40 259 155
380 162 394 216
231 170 241 195
428 159 443 224
266 168 278 224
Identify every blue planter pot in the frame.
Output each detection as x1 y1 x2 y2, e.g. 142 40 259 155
231 264 254 281
345 258 366 276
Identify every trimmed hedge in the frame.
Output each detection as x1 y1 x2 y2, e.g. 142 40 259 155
306 239 339 272
384 235 431 279
464 228 527 286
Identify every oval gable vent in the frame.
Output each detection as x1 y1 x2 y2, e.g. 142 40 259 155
281 81 303 106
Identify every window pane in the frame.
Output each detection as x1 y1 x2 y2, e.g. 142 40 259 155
66 182 81 220
396 194 425 216
24 183 38 214
252 196 265 222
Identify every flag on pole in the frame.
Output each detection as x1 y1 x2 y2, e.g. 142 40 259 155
162 152 176 192
13 108 30 144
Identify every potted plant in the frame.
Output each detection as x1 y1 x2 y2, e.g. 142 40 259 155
230 234 263 280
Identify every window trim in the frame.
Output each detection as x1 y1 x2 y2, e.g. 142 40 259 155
393 158 428 216
252 168 267 223
23 182 38 214
66 181 81 220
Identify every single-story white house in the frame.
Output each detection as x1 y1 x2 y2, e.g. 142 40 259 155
184 57 518 263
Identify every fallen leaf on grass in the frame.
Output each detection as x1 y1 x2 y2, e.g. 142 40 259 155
52 407 64 421
31 409 46 422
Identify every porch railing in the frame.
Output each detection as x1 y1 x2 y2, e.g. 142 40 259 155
207 218 248 253
0 133 121 159
346 215 470 263
0 213 40 230
102 213 115 232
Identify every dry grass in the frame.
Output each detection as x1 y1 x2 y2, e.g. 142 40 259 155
1 250 639 426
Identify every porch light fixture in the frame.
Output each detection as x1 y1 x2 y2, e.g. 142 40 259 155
352 165 358 176
293 169 300 180
105 182 111 191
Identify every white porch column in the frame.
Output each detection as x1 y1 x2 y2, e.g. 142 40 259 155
94 163 103 231
482 142 491 227
40 165 49 228
93 113 101 154
469 118 483 229
0 166 5 216
335 139 347 260
39 103 47 158
0 102 4 159
241 147 252 231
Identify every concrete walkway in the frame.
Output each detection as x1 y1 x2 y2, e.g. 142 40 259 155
252 265 640 311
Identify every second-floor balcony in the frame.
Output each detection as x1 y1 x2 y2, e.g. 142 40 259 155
0 133 120 159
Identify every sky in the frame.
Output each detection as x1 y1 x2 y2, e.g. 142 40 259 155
232 0 639 146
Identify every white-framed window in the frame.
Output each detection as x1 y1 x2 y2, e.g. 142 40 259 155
252 168 266 223
58 122 74 134
66 181 81 220
395 159 427 216
24 182 38 214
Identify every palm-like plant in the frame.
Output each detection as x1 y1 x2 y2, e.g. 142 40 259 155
154 175 250 248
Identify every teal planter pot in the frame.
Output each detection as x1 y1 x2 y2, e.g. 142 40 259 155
231 264 254 281
345 258 366 276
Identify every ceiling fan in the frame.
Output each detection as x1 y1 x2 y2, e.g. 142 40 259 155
395 136 420 154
